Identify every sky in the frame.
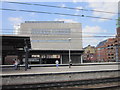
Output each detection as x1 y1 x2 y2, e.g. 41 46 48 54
1 0 119 47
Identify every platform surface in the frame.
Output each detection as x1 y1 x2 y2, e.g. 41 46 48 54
1 62 119 76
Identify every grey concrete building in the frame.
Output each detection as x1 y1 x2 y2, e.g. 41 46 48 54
19 21 83 64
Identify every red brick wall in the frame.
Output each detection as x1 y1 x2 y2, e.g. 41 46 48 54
96 38 117 62
117 27 120 61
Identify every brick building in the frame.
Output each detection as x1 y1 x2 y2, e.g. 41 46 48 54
116 1 120 61
96 40 107 62
106 38 118 62
96 38 118 62
116 25 120 61
96 2 120 62
83 45 97 62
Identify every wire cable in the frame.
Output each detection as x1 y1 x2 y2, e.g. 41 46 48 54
0 8 118 21
6 1 118 14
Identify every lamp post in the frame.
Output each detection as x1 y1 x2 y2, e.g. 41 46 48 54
68 38 71 68
98 48 100 62
115 45 119 62
24 45 28 71
24 39 30 71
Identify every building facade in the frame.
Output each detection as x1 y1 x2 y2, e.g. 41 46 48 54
95 2 120 62
117 27 120 61
19 21 83 64
106 38 118 62
96 38 118 62
116 1 120 61
96 40 107 62
83 45 97 62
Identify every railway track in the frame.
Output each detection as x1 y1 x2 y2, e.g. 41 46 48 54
2 77 120 90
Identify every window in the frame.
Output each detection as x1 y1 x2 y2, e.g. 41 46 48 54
31 29 71 35
41 55 60 59
114 40 117 43
111 47 113 49
31 39 69 42
111 54 114 56
32 55 40 57
111 57 114 59
108 54 110 56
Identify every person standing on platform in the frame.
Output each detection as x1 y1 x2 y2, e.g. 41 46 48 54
55 60 59 68
14 59 18 70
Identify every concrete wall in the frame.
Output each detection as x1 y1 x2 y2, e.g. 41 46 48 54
2 70 120 86
19 21 82 50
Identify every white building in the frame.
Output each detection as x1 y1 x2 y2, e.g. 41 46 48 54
19 21 83 64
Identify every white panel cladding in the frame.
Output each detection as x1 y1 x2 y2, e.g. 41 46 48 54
19 21 82 50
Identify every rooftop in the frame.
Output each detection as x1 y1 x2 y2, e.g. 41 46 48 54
96 40 107 48
25 21 65 23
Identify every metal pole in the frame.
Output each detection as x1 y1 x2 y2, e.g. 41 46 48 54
99 48 100 62
81 54 83 64
68 38 71 68
24 39 29 71
69 48 71 68
115 45 118 62
60 55 62 64
25 47 28 71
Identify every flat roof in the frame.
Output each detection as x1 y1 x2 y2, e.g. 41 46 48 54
0 34 30 37
2 35 31 48
24 21 64 23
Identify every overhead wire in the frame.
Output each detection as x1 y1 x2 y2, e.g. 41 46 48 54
1 2 119 48
0 8 117 21
1 2 118 39
6 1 118 14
